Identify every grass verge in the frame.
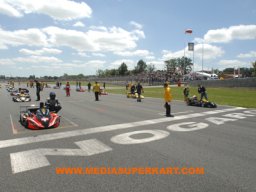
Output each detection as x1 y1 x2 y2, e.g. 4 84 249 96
106 86 256 108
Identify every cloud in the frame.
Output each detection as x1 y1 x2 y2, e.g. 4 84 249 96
0 28 48 49
86 60 106 69
114 50 153 57
77 52 90 57
162 43 224 61
237 51 256 58
0 2 22 17
218 59 248 69
48 60 105 69
0 0 92 20
0 23 145 53
73 21 85 27
86 26 144 51
14 56 62 63
92 53 105 57
19 48 62 55
204 25 256 43
43 26 96 51
110 59 135 70
146 60 165 70
130 21 143 29
0 58 15 66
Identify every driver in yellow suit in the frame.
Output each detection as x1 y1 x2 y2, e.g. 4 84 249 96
93 81 100 101
164 82 174 117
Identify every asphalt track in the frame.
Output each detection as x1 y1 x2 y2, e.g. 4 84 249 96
0 84 255 192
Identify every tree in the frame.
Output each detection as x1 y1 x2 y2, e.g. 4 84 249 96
147 64 155 73
176 56 193 75
252 61 256 77
134 59 147 74
96 69 104 77
165 59 177 78
118 62 128 76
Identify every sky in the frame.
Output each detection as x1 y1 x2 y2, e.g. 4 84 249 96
0 0 255 77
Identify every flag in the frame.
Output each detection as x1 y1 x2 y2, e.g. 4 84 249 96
185 29 192 34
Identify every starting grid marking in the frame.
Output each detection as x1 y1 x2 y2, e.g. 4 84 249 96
0 107 247 150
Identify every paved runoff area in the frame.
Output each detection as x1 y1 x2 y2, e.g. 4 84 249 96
0 84 256 192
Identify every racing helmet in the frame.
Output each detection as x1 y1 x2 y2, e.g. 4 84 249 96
39 102 44 108
49 92 56 100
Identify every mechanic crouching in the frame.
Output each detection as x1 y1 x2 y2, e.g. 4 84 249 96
45 92 62 113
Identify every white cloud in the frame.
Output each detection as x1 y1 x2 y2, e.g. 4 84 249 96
0 2 22 17
204 25 256 43
0 58 15 66
146 60 165 70
92 53 105 57
43 26 96 51
110 59 135 70
73 21 85 27
19 48 62 55
145 55 156 60
162 43 224 60
114 50 153 57
0 28 48 49
49 60 106 69
14 56 62 63
86 26 144 51
218 59 248 69
0 24 145 53
130 21 143 29
1 0 92 20
77 52 90 57
86 60 106 69
237 51 256 58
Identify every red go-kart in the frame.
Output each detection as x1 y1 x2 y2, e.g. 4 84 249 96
20 105 60 130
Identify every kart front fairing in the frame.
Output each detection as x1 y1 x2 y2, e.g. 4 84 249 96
20 106 60 129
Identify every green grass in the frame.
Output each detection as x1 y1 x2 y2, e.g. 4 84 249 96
106 86 256 108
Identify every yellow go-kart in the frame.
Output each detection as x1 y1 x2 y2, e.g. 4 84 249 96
126 92 144 99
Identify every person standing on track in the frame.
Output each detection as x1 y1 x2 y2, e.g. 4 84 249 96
93 81 100 101
164 82 174 117
66 81 70 97
87 82 91 92
35 79 41 101
198 84 208 101
136 82 143 102
183 83 190 103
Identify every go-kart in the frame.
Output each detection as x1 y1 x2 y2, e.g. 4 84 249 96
13 94 31 102
53 86 61 89
7 87 17 92
76 88 85 92
186 97 217 108
127 92 144 99
20 105 60 130
100 88 108 95
10 88 29 96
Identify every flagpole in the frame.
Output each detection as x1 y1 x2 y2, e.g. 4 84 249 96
185 29 192 75
202 40 204 71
